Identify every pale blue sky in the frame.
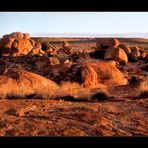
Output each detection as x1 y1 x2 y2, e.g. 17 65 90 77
0 12 148 37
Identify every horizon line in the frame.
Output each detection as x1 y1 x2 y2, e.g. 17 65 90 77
30 32 148 38
2 32 148 38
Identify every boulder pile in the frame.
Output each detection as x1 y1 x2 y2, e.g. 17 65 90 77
0 32 34 56
94 38 148 64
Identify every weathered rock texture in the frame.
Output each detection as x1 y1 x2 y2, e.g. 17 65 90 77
81 61 128 87
0 68 59 99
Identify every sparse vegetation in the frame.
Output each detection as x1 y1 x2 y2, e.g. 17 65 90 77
135 77 148 99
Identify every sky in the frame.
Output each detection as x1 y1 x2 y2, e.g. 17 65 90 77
0 12 148 37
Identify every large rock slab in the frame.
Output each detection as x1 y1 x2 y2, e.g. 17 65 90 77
0 68 59 99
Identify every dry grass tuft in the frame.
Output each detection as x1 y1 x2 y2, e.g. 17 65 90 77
134 77 148 99
51 81 110 101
